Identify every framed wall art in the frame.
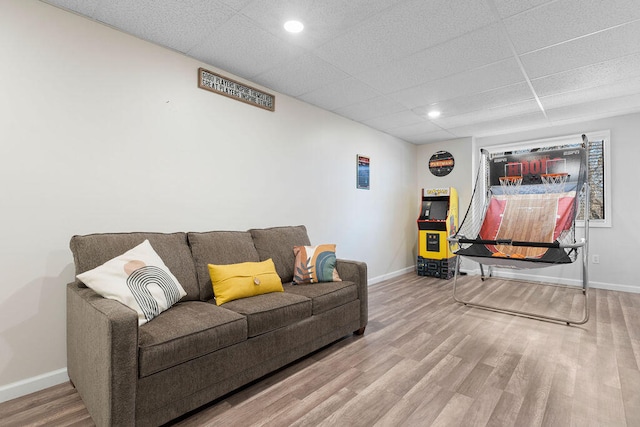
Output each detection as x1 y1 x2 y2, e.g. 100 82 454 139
357 155 370 190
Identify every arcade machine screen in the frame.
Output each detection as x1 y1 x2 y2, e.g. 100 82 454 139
422 200 448 221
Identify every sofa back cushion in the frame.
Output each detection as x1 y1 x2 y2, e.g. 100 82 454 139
249 225 311 283
70 232 200 301
187 231 260 301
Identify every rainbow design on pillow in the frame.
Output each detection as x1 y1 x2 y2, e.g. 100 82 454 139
293 244 342 284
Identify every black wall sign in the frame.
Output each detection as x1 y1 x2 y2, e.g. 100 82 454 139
429 151 455 177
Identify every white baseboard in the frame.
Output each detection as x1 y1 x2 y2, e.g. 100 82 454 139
370 265 640 294
0 368 68 404
368 266 415 285
463 269 640 294
587 280 640 293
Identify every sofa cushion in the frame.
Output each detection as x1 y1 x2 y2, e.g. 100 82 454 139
208 259 284 305
221 292 311 337
293 244 342 284
188 231 260 301
249 226 311 283
284 281 358 315
76 240 187 326
138 301 247 377
70 232 200 301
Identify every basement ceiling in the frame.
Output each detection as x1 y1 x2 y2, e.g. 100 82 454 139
42 0 640 144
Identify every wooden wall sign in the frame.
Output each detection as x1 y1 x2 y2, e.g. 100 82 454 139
198 68 275 112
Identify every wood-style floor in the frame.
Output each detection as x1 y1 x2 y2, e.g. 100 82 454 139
1 273 639 426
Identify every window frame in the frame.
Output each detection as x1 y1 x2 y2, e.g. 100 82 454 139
480 130 611 228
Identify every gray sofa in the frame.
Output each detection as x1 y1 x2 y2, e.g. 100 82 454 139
67 225 367 426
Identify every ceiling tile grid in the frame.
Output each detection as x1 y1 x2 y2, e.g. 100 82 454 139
187 13 305 78
237 0 407 50
502 0 640 54
362 110 430 133
41 0 640 144
546 92 640 123
297 77 381 111
431 99 542 129
252 53 350 97
532 52 640 98
388 58 525 109
490 0 556 19
520 19 640 79
93 0 238 54
540 75 640 111
332 96 408 123
313 0 498 75
447 110 549 137
404 129 458 144
354 23 514 95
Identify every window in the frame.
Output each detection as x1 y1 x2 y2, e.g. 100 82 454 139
482 130 611 227
578 137 606 223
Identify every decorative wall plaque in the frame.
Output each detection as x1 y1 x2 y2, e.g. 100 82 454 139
429 151 455 177
198 68 275 112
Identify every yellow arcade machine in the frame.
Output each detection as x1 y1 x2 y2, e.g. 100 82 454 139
417 187 458 278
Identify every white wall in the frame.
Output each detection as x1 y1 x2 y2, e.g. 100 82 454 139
0 0 417 397
416 137 474 213
415 137 474 263
476 113 640 293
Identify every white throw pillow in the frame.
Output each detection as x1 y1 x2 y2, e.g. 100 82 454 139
76 239 187 325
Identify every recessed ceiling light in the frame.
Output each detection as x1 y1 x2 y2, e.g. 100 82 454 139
284 20 304 33
428 111 441 119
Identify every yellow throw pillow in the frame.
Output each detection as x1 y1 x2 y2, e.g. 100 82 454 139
208 259 283 305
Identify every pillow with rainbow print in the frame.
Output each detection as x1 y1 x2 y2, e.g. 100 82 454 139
292 244 342 284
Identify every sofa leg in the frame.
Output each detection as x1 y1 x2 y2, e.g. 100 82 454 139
69 379 76 389
354 326 366 335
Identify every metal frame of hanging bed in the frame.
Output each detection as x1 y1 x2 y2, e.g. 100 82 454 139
448 136 591 326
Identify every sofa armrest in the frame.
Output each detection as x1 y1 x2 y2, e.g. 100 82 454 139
67 281 138 427
335 259 368 333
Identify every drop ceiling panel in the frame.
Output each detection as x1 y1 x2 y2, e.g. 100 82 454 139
45 0 100 16
532 52 640 97
546 92 640 123
404 129 458 144
540 76 640 110
217 0 254 11
355 23 513 94
521 19 640 79
491 0 555 19
314 0 497 75
384 120 444 139
448 110 549 138
238 0 406 49
431 99 541 129
389 58 524 109
297 77 380 111
428 82 534 118
362 110 426 132
91 0 237 54
253 53 350 97
333 96 407 122
187 14 305 78
504 0 640 54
